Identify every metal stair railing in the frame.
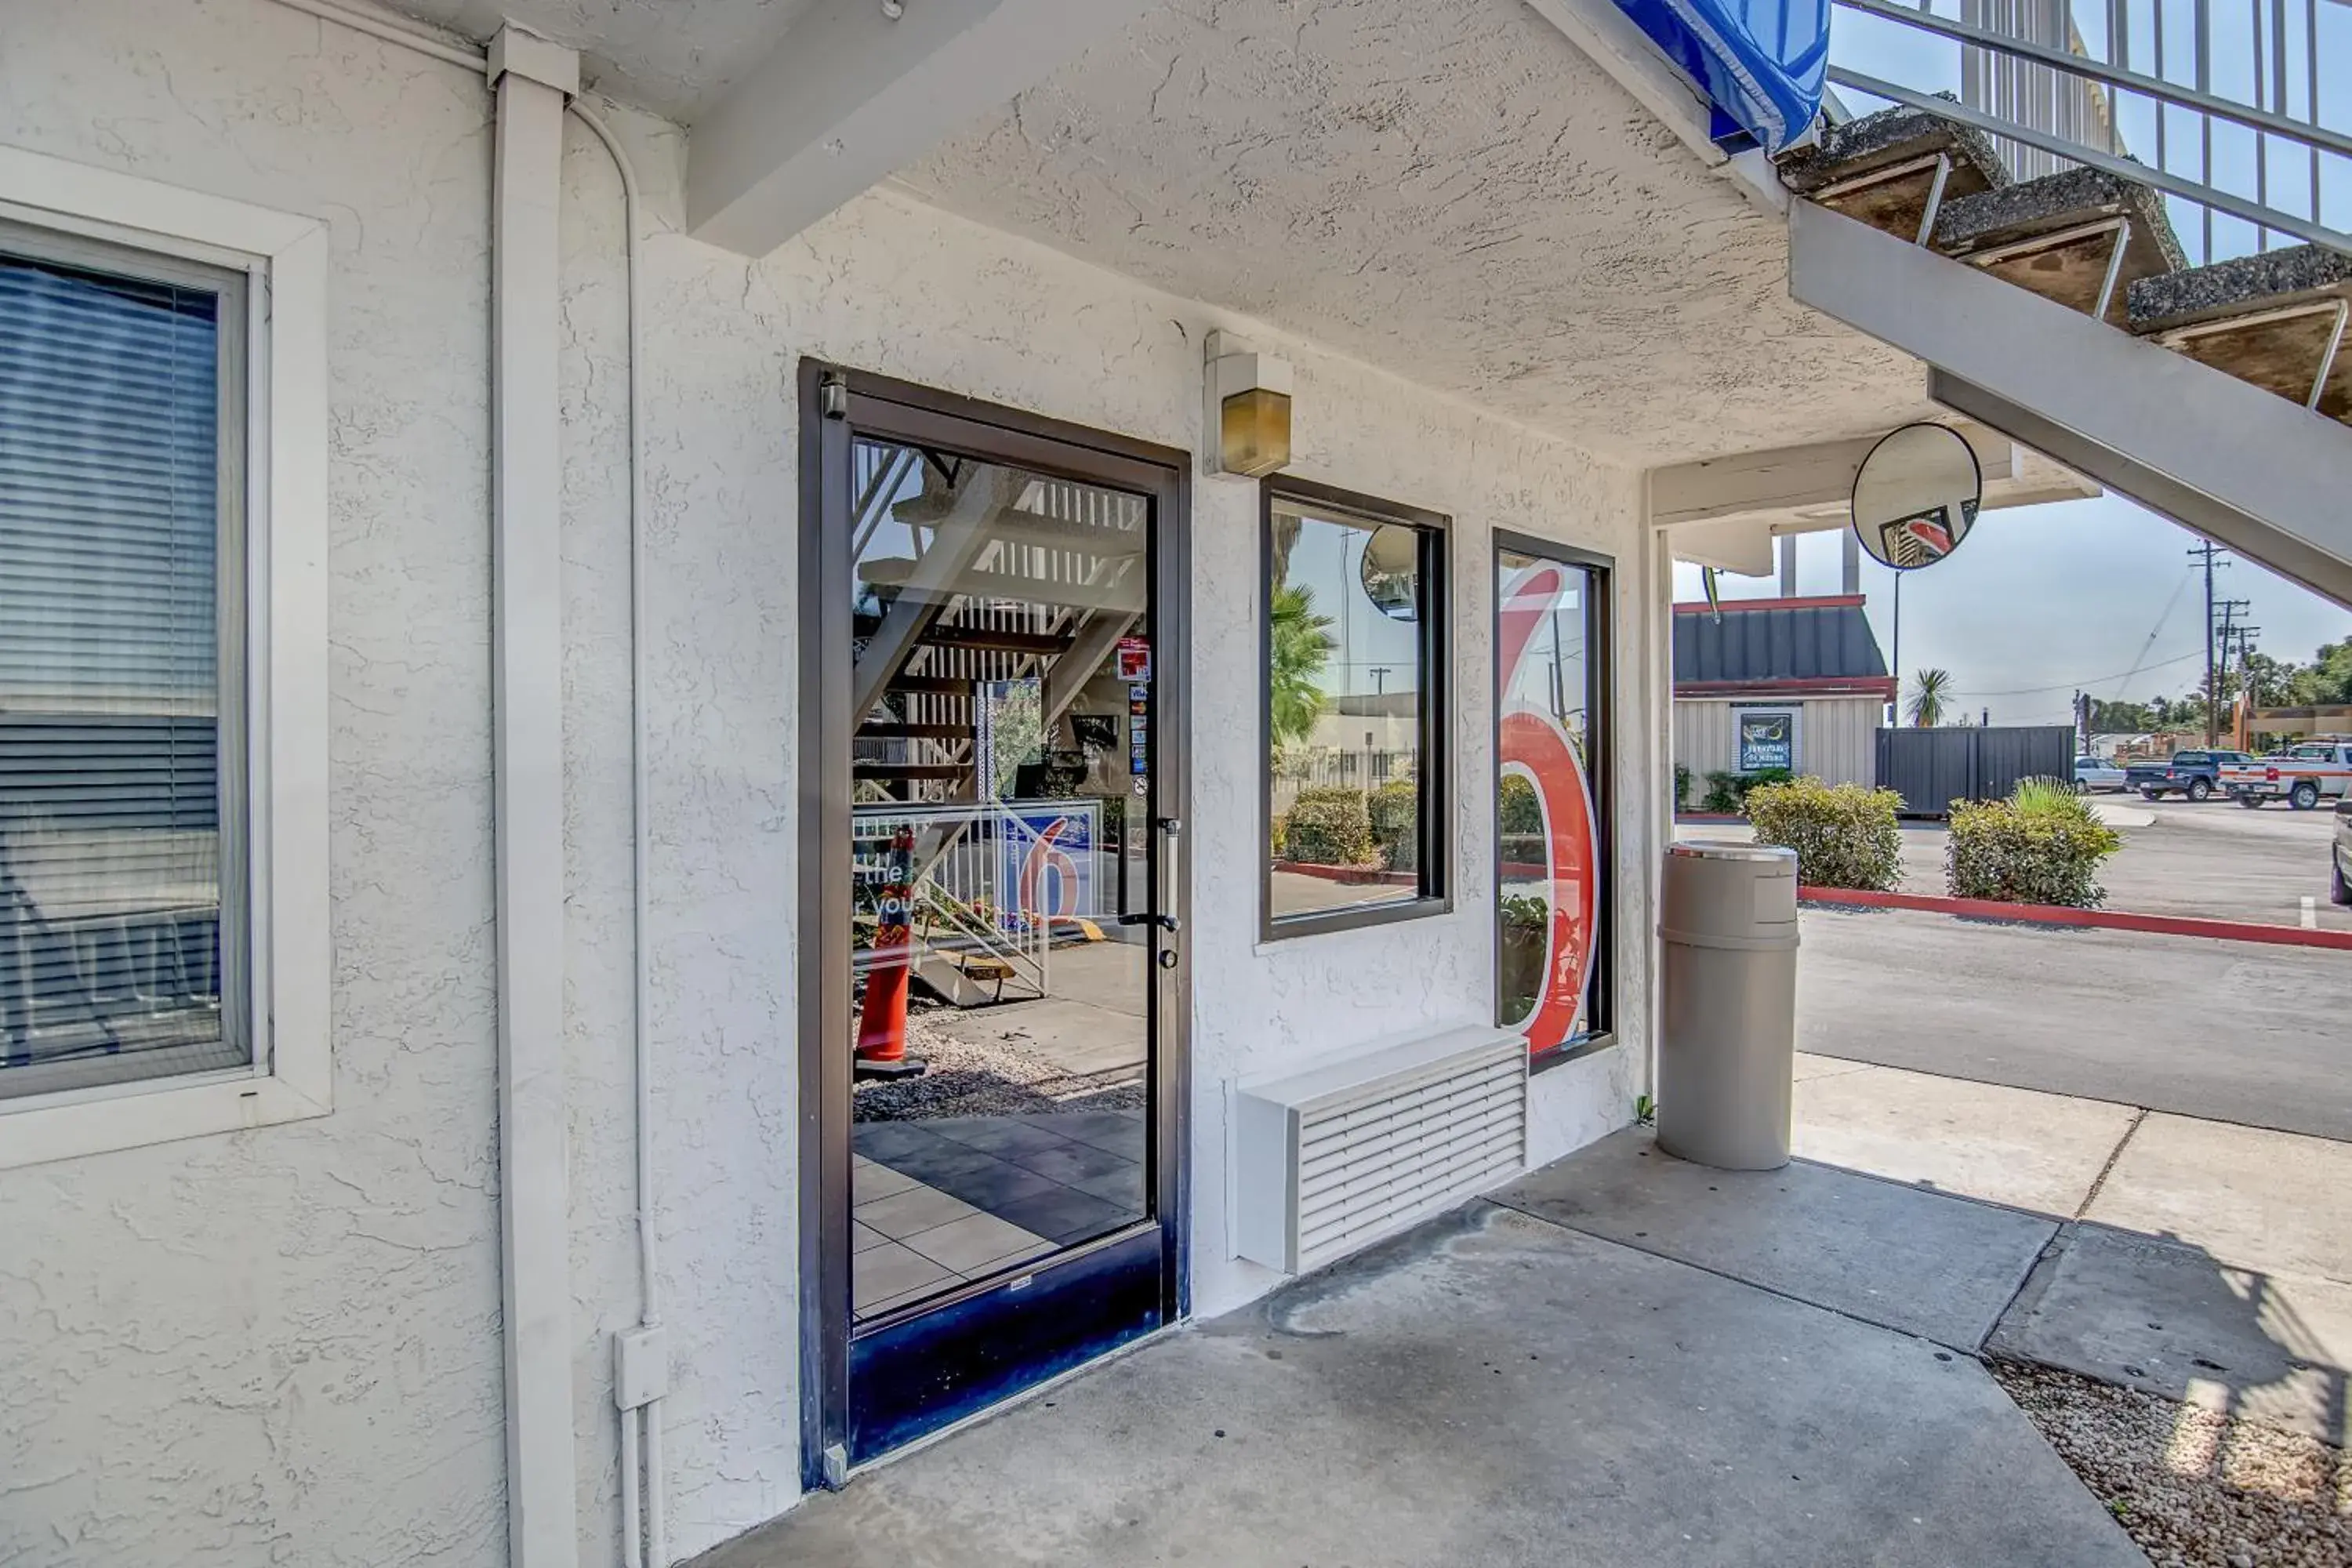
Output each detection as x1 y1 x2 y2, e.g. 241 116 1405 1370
1828 0 2352 263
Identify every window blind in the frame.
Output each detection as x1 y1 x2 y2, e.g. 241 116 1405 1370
0 241 245 1101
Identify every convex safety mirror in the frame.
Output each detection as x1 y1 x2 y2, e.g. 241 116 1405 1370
1359 523 1422 620
1851 423 1983 571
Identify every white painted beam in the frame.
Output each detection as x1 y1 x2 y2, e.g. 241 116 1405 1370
686 0 1150 256
1790 201 2352 608
488 31 580 1568
1652 423 2015 528
1665 516 1776 575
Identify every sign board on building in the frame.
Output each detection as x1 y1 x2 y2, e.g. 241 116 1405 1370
1737 708 1799 773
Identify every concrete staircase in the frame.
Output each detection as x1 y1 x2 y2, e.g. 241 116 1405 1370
1782 105 2350 426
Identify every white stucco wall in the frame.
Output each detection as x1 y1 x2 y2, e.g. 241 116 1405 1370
0 2 1657 1563
0 5 508 1566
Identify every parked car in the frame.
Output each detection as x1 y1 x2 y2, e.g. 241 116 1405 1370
2072 755 2127 793
2335 797 2352 906
2124 750 2253 802
2222 741 2352 811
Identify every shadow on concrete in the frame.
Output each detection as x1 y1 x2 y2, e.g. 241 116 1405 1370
1490 1126 2058 1351
1988 1219 2352 1451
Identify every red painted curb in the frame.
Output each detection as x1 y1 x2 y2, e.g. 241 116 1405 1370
1798 885 2352 951
1272 859 1417 887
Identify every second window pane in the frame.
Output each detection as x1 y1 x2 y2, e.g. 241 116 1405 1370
1266 495 1432 926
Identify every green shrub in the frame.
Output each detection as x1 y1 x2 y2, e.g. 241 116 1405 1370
1283 786 1374 866
1497 893 1549 1026
1367 780 1418 870
1744 776 1904 891
1270 811 1288 860
1700 767 1793 815
1673 763 1693 813
1947 779 2122 906
1498 773 1542 835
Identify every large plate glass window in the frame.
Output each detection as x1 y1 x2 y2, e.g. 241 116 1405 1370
0 224 247 1104
1261 482 1449 939
1494 535 1610 1062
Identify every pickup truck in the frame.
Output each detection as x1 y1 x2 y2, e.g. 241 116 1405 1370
2125 750 2252 802
2222 742 2352 810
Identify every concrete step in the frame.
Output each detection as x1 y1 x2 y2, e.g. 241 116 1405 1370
2128 245 2352 424
1929 165 2187 326
1778 101 2008 243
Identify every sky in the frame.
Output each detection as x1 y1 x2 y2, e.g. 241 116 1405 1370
1671 499 2352 726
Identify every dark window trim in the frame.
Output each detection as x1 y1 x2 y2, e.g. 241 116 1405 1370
795 359 1193 1488
1490 528 1615 1076
1259 476 1453 944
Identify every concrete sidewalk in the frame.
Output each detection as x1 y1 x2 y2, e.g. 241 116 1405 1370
1793 1053 2352 1445
703 1148 2146 1568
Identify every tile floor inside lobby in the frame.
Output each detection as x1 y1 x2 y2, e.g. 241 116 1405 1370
851 1109 1147 1319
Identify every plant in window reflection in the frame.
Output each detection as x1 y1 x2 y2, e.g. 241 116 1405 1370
1269 583 1337 753
1282 786 1374 866
1497 893 1551 1026
1367 780 1418 871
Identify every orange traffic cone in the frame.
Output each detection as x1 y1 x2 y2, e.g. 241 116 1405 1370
855 829 926 1080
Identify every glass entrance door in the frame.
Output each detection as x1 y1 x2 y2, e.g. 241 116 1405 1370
800 371 1187 1477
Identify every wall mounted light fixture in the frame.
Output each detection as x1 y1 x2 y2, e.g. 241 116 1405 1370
1203 329 1292 477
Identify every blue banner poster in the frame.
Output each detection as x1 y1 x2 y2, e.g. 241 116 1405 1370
996 800 1098 927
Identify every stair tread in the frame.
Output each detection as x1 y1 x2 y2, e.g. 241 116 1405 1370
2126 243 2352 332
1931 166 2187 325
1779 102 2008 241
854 763 968 780
2126 245 2352 423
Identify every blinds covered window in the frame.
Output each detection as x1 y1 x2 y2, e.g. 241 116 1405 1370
0 230 246 1103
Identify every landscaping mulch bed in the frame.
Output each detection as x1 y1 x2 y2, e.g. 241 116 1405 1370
1993 1360 2351 1568
851 1009 1145 1123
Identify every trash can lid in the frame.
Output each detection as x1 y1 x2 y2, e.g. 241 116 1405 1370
1668 840 1795 864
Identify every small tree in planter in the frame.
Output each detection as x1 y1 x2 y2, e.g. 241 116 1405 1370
1283 786 1374 866
1947 778 2123 906
1367 780 1418 871
1744 776 1904 891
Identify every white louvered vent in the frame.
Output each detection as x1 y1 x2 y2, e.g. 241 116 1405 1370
1232 1026 1527 1275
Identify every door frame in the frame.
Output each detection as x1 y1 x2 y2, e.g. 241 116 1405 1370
795 361 1193 1487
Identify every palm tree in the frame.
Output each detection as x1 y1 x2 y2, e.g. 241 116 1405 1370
1269 583 1336 748
1907 668 1952 728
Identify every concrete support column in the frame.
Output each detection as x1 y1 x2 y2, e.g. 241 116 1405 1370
489 27 580 1568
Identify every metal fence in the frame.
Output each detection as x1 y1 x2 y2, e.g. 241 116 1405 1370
1875 724 2077 812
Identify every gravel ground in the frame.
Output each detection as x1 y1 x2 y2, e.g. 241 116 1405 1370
852 1007 1145 1122
1993 1360 2351 1567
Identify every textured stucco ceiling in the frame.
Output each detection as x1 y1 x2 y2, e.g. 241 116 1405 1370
386 0 816 120
891 0 1937 466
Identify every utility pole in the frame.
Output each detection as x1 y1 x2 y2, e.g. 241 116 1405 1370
2215 596 2250 738
2188 541 2231 745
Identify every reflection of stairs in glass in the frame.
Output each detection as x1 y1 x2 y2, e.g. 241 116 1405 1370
851 458 1145 801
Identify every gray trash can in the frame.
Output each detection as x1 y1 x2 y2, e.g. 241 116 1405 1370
1656 841 1799 1171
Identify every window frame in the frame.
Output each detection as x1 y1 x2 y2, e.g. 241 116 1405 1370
1258 476 1453 943
0 145 330 1169
1490 529 1615 1073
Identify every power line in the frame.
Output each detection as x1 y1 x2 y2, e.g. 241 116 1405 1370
2110 568 2197 700
1952 646 2203 698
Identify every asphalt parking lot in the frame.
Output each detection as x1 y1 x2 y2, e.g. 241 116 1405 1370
1798 906 2352 1141
1676 793 2352 1138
